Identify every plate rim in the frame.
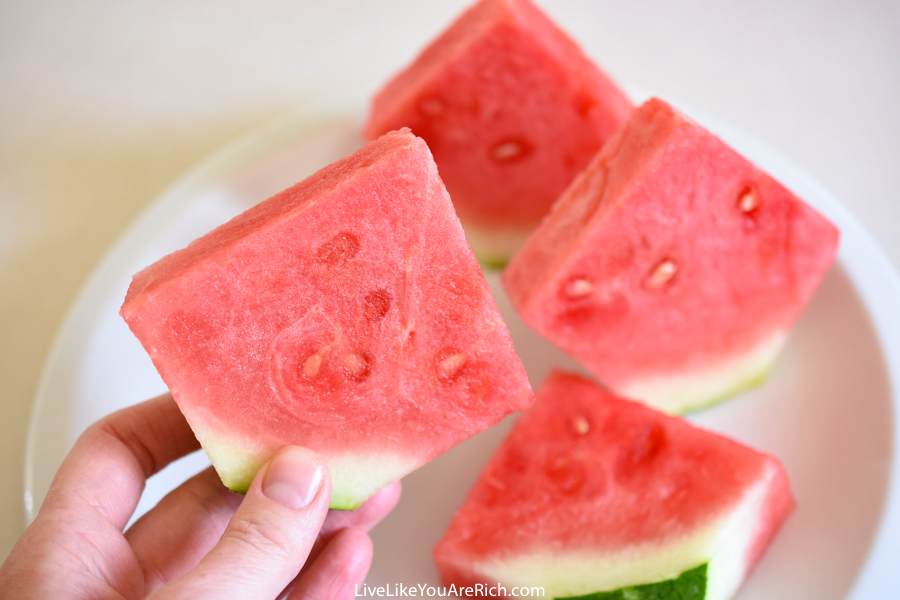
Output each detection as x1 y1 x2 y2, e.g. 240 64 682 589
23 99 900 598
690 105 900 600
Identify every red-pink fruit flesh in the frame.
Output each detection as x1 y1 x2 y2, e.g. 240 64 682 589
434 370 795 599
365 0 634 264
502 98 839 414
121 129 534 509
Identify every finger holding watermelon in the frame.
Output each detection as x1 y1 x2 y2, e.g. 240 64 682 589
0 393 400 599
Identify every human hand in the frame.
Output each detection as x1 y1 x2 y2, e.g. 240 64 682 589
0 393 401 599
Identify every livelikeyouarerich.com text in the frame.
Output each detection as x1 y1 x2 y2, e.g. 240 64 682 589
355 583 546 597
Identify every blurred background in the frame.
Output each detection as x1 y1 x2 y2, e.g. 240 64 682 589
1 0 898 562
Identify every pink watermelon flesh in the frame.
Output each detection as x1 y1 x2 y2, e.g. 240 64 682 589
364 0 634 264
120 129 534 509
502 97 840 414
434 370 794 599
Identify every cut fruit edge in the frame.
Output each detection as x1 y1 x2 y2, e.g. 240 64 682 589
196 427 419 510
442 461 789 600
614 332 788 414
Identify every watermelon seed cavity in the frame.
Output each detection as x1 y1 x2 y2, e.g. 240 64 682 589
646 259 677 289
738 187 760 213
419 98 445 117
364 289 392 322
402 328 416 349
564 278 594 298
439 352 467 378
491 140 527 162
317 232 361 266
303 353 323 378
546 456 586 494
343 353 369 380
572 416 590 435
486 476 506 491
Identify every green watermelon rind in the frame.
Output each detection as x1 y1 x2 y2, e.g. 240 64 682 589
444 462 785 600
562 562 707 600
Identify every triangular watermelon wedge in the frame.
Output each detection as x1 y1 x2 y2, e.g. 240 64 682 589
502 98 839 413
120 129 534 509
365 0 634 265
434 370 794 599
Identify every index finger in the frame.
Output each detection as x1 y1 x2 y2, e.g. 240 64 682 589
41 392 200 530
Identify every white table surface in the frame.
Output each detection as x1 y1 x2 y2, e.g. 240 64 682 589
1 0 898 569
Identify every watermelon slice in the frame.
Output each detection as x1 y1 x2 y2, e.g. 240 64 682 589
120 129 534 509
502 98 839 414
364 0 634 265
434 370 794 600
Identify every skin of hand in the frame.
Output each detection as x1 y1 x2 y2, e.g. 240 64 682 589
0 393 402 600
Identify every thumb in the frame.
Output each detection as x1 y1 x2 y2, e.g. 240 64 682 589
150 446 331 599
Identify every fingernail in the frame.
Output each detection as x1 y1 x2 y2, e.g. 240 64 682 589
262 446 324 509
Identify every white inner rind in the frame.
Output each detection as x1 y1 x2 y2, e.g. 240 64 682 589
467 464 779 599
326 453 419 509
704 463 779 600
616 332 787 415
197 428 418 509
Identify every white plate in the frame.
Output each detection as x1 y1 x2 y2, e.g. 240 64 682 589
25 102 900 599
